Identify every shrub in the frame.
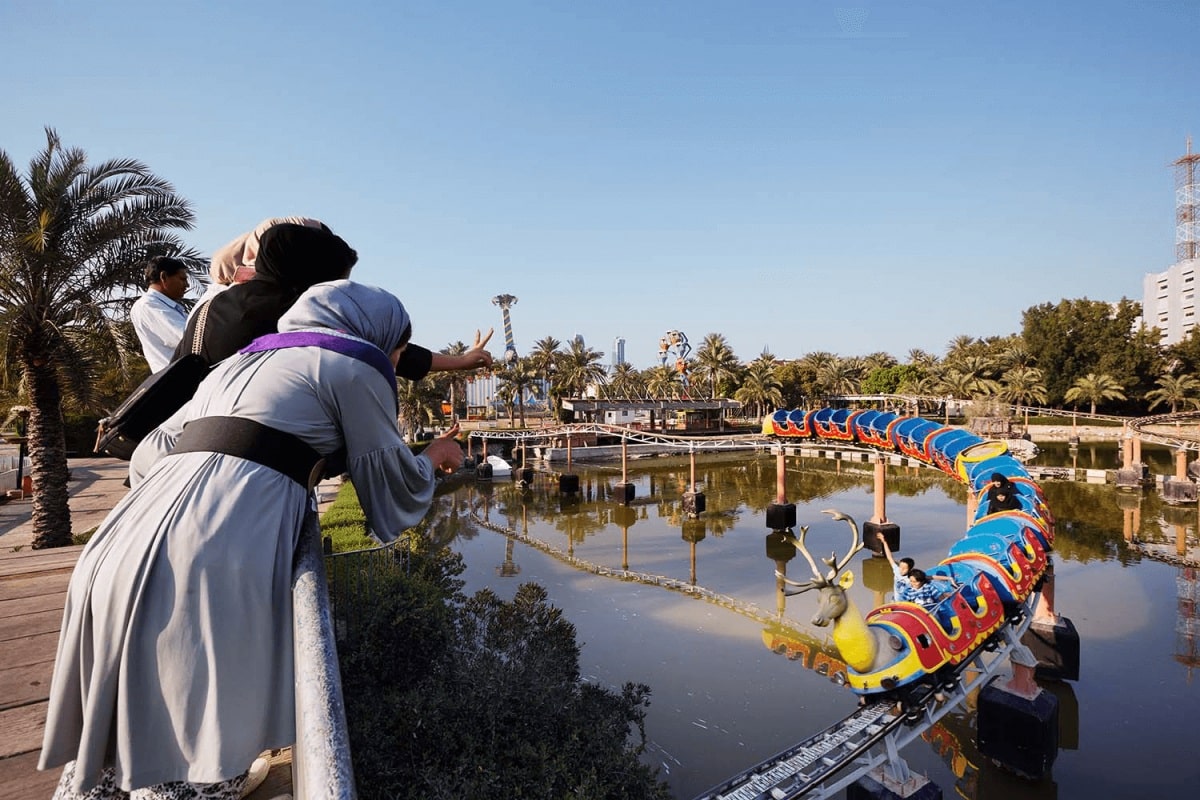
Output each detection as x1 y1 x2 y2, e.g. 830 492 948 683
338 541 670 800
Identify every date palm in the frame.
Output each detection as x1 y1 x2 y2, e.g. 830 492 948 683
817 357 862 397
693 333 741 399
530 335 562 419
1146 373 1200 414
0 129 203 548
734 360 783 420
397 376 441 441
439 340 469 418
1064 373 1126 415
1000 366 1049 427
496 356 541 428
557 337 606 400
643 364 683 401
607 362 644 400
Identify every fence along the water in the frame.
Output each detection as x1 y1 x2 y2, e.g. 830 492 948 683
291 514 412 800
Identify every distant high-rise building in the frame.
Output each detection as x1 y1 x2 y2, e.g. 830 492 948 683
1143 138 1200 346
612 337 626 367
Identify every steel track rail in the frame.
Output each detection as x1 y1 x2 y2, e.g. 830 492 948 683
692 596 1039 800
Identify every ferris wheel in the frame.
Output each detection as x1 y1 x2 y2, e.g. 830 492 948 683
657 330 691 385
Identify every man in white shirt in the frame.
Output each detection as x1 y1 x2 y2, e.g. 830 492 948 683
130 256 190 372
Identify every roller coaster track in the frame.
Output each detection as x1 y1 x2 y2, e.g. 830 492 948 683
467 499 1040 800
690 603 1037 800
1128 410 1200 451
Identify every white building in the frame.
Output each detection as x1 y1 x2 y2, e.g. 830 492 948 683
1143 259 1199 346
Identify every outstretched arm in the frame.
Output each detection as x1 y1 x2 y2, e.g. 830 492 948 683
429 328 494 373
876 531 898 569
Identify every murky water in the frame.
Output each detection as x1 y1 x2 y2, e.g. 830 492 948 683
431 451 1200 799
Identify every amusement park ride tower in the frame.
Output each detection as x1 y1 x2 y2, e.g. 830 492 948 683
491 294 519 364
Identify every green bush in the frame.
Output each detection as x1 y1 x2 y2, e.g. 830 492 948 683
338 539 670 800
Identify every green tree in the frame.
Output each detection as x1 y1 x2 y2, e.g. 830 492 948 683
862 364 924 395
1063 372 1127 415
495 356 541 428
397 376 441 440
340 543 669 800
643 364 683 400
1146 373 1200 413
1000 365 1049 426
557 337 606 412
606 361 644 400
0 129 203 548
693 332 741 399
733 359 783 419
1022 298 1158 407
817 357 862 397
438 340 468 418
529 335 563 421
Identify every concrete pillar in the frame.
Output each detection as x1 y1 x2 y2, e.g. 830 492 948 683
767 447 797 530
864 455 900 554
1023 566 1080 681
977 647 1059 780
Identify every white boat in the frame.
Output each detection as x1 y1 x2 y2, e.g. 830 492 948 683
484 455 512 477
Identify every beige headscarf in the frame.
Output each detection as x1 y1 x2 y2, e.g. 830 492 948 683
209 216 325 285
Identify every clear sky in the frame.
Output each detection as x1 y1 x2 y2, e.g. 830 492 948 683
2 0 1197 367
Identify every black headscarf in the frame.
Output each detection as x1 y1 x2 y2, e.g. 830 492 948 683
173 224 360 366
253 224 357 292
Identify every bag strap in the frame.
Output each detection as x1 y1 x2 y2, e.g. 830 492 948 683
190 299 212 356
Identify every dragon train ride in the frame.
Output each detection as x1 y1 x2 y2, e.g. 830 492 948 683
761 407 1054 698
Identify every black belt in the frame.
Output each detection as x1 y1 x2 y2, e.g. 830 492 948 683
173 416 326 489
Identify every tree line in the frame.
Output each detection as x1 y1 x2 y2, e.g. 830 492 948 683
4 129 1200 547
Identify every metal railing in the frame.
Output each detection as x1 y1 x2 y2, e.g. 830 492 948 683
291 516 413 799
291 512 357 800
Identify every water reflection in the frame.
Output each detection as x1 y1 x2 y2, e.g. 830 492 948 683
427 451 1200 798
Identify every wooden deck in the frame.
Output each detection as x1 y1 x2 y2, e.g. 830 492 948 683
0 546 293 799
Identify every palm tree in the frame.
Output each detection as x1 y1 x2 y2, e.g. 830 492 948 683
693 333 741 399
906 348 939 370
606 362 644 400
529 335 561 419
495 356 541 428
1064 373 1126 415
734 360 783 420
862 351 898 373
0 129 202 548
439 340 468 417
557 337 606 407
1001 366 1049 427
397 376 441 441
1146 373 1200 413
643 364 683 400
817 357 862 397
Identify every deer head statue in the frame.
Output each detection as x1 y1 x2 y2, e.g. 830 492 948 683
775 509 891 674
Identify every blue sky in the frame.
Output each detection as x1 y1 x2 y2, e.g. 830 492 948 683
2 1 1197 367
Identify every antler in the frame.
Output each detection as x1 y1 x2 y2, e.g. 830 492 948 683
819 509 864 579
773 570 817 596
783 525 827 584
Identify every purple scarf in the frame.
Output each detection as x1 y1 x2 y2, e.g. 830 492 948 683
239 331 397 395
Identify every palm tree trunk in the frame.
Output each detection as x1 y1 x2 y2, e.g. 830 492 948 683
27 363 73 549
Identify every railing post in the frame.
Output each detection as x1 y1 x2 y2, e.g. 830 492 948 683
292 510 357 800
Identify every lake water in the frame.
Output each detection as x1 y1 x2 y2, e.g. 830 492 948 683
435 450 1199 799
